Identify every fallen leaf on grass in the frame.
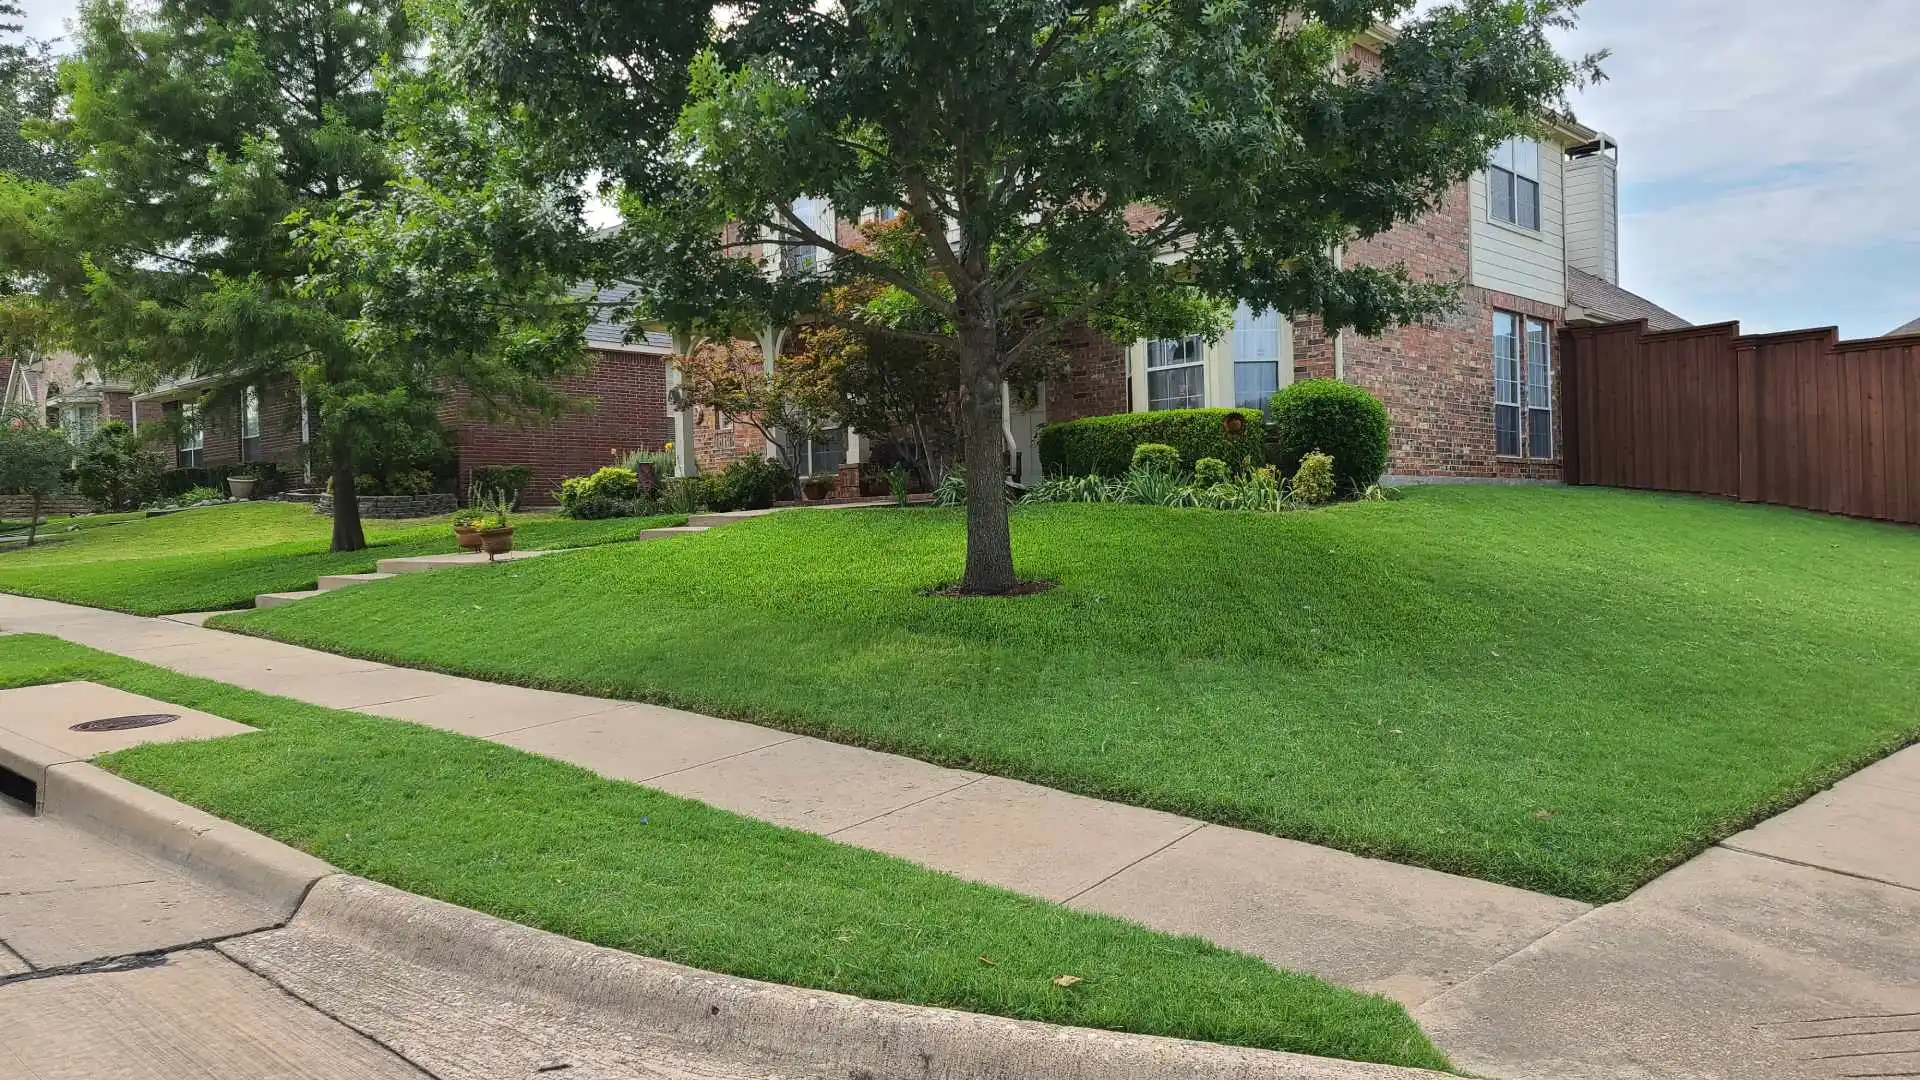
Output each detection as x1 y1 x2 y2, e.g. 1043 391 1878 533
1052 974 1082 988
977 955 998 966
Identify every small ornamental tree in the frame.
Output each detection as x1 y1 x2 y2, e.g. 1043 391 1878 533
0 407 72 544
457 0 1599 593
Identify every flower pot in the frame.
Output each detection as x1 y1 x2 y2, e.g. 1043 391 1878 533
453 525 482 551
802 477 833 502
228 476 257 501
478 526 514 556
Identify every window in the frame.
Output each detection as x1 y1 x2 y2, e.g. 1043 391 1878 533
868 205 900 223
1494 311 1552 459
241 386 262 462
1489 138 1541 230
1146 336 1205 411
782 196 834 276
60 404 100 445
176 401 203 468
791 426 847 478
1231 303 1283 410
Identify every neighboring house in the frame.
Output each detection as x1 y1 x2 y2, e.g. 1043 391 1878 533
1 351 135 442
132 374 311 476
1890 317 1920 337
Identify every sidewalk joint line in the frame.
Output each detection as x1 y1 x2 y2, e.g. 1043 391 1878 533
0 928 284 989
215 942 440 1079
823 775 988 837
478 702 648 741
1057 822 1208 906
1717 843 1920 895
0 878 158 899
631 736 806 783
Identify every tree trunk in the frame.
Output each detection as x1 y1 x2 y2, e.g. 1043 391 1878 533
957 326 1016 595
329 436 366 553
26 493 40 547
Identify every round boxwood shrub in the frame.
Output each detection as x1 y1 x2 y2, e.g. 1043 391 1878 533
1130 443 1181 474
1192 457 1230 486
1267 380 1390 493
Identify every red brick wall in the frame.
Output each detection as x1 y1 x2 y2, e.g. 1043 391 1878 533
1045 323 1129 423
446 348 671 505
103 390 133 425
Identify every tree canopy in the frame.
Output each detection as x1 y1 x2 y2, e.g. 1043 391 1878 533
458 0 1597 592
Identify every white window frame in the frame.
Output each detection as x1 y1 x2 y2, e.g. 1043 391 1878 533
1145 336 1206 411
1230 303 1283 411
782 196 835 277
1493 311 1552 460
178 401 204 468
792 424 848 478
1489 138 1541 231
60 403 100 445
241 386 262 462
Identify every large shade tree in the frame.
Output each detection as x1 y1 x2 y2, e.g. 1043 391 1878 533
461 0 1599 593
4 0 590 551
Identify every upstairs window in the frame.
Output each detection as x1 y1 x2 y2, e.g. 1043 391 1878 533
782 196 834 276
1489 138 1541 231
1231 303 1283 410
1145 336 1205 411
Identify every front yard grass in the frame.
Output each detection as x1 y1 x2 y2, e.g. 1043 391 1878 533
0 501 684 614
0 634 1446 1071
219 486 1920 903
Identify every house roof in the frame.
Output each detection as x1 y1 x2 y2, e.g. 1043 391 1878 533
575 282 673 354
1890 316 1920 337
1566 268 1692 332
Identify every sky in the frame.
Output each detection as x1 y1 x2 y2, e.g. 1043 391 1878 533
18 0 1920 339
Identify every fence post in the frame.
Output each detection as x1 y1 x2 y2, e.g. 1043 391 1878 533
1559 328 1581 485
1735 339 1760 502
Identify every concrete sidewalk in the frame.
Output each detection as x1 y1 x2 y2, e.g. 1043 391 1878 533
3 590 1916 1079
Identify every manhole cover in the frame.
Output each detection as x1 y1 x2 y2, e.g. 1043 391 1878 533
70 713 180 733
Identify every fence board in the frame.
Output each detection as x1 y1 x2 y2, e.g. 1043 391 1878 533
1560 322 1920 527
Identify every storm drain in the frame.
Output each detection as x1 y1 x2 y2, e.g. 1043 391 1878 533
69 714 181 733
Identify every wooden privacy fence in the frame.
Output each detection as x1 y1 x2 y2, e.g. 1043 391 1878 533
1560 320 1920 525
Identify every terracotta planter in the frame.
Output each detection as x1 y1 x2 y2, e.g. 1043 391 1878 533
801 477 833 502
227 476 257 501
478 526 515 556
453 525 482 551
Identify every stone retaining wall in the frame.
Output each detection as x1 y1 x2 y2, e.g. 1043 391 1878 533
312 492 457 519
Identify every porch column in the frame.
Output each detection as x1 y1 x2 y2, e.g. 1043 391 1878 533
755 324 788 461
667 333 700 477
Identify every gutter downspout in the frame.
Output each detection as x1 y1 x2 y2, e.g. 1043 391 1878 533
1001 382 1017 482
298 385 313 484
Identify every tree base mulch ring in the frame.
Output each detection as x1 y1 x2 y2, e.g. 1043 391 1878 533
923 579 1058 598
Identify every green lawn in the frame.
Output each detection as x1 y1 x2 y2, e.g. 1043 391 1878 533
219 487 1920 902
0 635 1444 1071
0 501 684 614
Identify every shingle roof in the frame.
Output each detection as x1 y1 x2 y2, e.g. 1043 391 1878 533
1566 268 1692 332
573 282 673 353
1889 316 1920 337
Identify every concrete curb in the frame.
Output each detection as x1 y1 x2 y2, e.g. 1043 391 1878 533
281 874 1432 1080
40 761 335 919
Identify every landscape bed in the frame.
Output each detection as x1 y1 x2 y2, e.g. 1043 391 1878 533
0 501 685 614
215 486 1920 902
0 634 1447 1071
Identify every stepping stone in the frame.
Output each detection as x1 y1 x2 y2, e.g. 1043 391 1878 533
375 549 555 575
255 590 324 608
315 572 396 591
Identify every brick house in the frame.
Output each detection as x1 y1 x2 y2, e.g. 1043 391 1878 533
1 351 135 442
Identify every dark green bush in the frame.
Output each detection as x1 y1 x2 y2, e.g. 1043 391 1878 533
73 423 166 511
1130 443 1181 474
162 463 283 498
470 464 533 503
1267 380 1391 493
563 494 643 520
705 455 793 512
1192 457 1230 487
1038 408 1265 478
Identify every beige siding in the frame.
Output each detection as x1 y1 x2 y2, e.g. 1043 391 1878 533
1126 323 1294 413
1564 153 1619 284
1469 145 1568 308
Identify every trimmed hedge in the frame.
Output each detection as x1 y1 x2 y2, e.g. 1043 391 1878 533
1267 380 1391 493
1039 408 1266 478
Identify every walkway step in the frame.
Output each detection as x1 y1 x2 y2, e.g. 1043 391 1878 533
375 549 556 575
638 526 712 539
315 573 396 592
255 590 324 609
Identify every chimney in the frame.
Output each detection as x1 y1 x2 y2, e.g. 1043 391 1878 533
1563 138 1619 284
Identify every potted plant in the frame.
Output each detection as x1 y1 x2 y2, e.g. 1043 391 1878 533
450 507 483 550
473 487 514 558
227 467 258 501
801 473 835 501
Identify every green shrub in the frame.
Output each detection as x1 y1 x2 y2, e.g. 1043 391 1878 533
932 468 968 507
1021 474 1117 505
1121 466 1195 508
1192 457 1230 486
72 422 166 511
660 476 705 515
1130 443 1181 474
1038 408 1265 478
556 467 648 518
470 464 534 504
1291 451 1335 505
1267 380 1390 493
384 469 434 496
705 455 792 512
564 494 644 520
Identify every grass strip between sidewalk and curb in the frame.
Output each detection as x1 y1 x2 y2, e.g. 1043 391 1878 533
0 501 686 615
0 634 1451 1073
